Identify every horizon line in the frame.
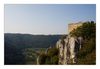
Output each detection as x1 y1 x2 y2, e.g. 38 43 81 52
4 32 67 35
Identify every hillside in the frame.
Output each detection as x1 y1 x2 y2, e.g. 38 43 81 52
37 21 96 65
5 33 62 49
70 21 96 64
4 33 62 64
4 21 96 65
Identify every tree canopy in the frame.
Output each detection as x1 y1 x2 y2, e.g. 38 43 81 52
70 21 96 64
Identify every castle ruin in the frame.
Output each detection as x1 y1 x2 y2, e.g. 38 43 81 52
56 22 83 64
68 22 83 33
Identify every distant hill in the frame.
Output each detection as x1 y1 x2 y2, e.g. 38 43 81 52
4 33 63 64
5 33 62 49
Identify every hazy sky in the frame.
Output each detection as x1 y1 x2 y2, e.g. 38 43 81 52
5 4 96 35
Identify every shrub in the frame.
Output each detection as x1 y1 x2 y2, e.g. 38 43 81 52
70 21 96 64
38 53 47 64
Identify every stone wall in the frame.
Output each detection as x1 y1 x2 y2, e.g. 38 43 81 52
68 22 83 33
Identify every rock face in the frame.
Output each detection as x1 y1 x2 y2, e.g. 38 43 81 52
56 35 83 64
37 56 39 65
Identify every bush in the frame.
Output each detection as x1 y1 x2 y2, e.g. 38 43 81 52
77 37 95 59
38 53 47 64
47 47 59 57
45 56 52 64
51 55 59 64
38 47 59 64
70 21 96 39
70 21 96 64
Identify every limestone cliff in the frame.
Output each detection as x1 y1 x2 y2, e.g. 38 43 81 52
56 35 83 64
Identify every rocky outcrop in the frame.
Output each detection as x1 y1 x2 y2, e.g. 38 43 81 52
56 35 83 64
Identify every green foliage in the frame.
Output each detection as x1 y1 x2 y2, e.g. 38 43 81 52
45 56 52 64
38 53 47 64
47 47 59 64
5 34 62 49
22 48 37 64
38 47 59 65
51 55 59 64
77 37 96 64
70 21 96 65
70 21 96 39
47 47 59 57
77 50 96 64
39 48 46 54
5 34 62 64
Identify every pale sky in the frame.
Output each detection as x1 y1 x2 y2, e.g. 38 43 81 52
4 4 96 35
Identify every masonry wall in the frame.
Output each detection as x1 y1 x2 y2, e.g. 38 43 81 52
68 22 83 33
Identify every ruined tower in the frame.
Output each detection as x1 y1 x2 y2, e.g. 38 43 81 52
68 22 83 33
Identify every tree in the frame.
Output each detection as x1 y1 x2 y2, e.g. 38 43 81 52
51 55 59 64
70 21 96 64
38 47 59 64
38 53 47 64
70 21 96 39
47 47 59 57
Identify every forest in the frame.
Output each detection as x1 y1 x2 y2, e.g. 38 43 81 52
4 34 62 64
